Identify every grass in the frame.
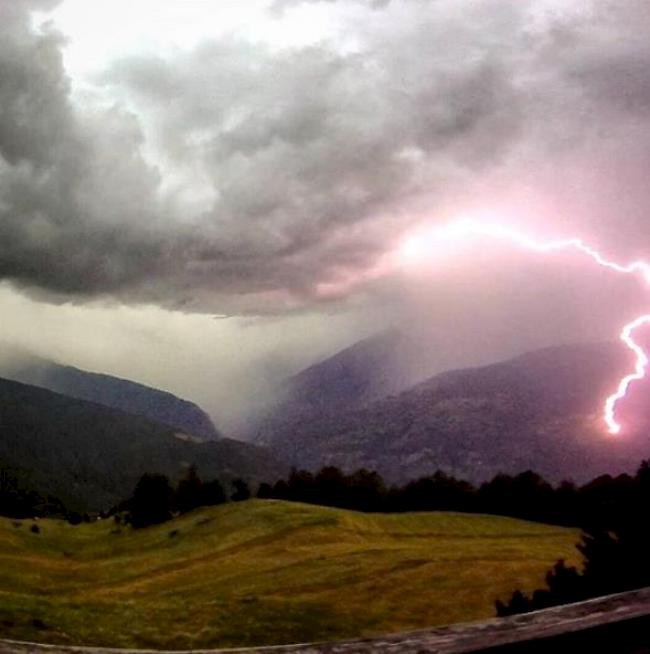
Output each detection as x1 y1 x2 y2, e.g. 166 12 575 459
0 500 581 649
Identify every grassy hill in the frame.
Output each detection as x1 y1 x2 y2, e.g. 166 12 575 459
0 500 580 649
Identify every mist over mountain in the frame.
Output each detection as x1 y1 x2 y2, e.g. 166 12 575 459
0 350 221 441
254 340 650 484
245 329 437 441
0 376 285 511
281 329 436 407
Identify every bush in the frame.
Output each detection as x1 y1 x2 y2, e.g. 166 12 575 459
67 511 82 525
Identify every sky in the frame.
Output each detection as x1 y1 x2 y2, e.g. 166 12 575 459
1 0 650 430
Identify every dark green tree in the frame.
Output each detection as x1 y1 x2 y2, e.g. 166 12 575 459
231 478 251 502
176 465 204 514
129 473 174 528
257 482 273 499
202 479 226 506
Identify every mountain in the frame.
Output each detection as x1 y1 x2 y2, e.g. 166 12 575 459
0 352 220 441
0 376 286 512
283 329 425 410
249 329 433 442
254 341 650 484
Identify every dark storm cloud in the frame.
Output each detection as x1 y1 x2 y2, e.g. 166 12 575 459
2 1 650 313
0 1 170 300
101 8 528 308
0 3 71 167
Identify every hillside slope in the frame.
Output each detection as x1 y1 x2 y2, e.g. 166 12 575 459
1 353 220 440
0 377 284 511
282 329 428 411
0 500 579 649
249 329 432 442
256 342 650 483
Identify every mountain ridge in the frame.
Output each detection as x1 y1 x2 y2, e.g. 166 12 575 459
0 350 220 441
254 339 650 483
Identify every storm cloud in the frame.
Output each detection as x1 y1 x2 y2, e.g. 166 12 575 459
1 0 650 315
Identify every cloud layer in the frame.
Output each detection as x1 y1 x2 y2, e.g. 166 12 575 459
2 0 650 314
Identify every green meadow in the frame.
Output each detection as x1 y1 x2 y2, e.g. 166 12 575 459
0 500 580 649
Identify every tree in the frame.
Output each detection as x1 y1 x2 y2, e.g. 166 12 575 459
345 469 386 512
176 465 204 514
314 466 347 508
398 471 475 512
495 590 529 617
496 522 650 616
231 478 251 502
257 482 273 499
203 479 226 505
128 473 174 528
271 479 289 499
479 471 554 523
287 469 316 503
0 467 67 519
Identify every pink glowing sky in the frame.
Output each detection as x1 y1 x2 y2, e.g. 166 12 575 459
393 218 650 434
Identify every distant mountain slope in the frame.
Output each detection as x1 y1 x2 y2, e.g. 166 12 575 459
285 329 423 410
255 342 650 484
1 354 220 440
0 376 285 511
250 329 432 442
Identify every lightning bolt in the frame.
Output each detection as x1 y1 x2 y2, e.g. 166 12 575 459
399 219 650 434
603 315 650 434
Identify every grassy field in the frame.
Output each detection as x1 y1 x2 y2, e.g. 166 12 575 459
0 500 581 649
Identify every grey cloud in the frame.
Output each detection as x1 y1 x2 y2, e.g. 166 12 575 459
0 6 70 167
0 2 174 300
1 1 650 314
101 19 527 307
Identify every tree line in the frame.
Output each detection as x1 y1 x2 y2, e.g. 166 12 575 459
114 460 650 535
5 460 650 536
257 464 650 533
115 466 251 528
0 466 67 519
